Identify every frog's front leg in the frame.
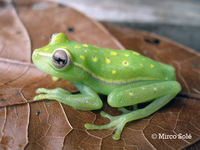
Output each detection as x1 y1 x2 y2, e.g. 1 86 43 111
34 82 103 110
85 81 181 140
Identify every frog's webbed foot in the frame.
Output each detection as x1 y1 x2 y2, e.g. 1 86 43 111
85 111 127 140
33 87 70 101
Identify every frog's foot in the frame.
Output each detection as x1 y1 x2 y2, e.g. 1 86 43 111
33 87 70 101
85 111 127 140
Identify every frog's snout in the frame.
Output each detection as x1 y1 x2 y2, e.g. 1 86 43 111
32 49 38 58
32 49 41 64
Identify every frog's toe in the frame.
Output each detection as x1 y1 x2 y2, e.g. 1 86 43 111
100 111 114 120
84 123 96 130
33 95 38 101
85 112 117 130
112 118 127 140
33 93 59 101
117 107 131 114
85 122 114 130
36 87 70 95
85 119 125 140
36 88 49 94
33 94 46 101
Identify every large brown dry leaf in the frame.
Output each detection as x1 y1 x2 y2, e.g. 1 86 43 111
0 0 199 149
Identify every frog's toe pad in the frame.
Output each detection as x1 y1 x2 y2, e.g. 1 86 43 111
84 123 96 130
33 94 46 101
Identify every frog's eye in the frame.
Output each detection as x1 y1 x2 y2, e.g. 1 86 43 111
49 33 59 42
52 49 70 69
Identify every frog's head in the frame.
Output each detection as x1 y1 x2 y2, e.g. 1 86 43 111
32 33 85 81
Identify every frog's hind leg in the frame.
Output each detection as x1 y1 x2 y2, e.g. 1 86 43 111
85 81 181 140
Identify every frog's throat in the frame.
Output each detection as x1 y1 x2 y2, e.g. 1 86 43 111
73 62 157 85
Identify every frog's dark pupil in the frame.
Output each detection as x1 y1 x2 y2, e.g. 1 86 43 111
54 56 66 65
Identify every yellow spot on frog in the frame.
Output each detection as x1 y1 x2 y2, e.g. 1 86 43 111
165 77 169 80
110 51 117 56
75 45 81 48
129 91 133 96
93 50 97 52
153 87 157 91
142 58 145 61
44 48 49 51
80 56 85 60
122 61 129 66
125 54 129 57
149 64 154 68
60 46 66 49
83 44 88 47
112 70 116 74
106 58 111 64
140 63 144 67
132 52 140 56
92 57 98 62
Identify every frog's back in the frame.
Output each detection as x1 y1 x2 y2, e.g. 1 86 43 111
66 41 176 84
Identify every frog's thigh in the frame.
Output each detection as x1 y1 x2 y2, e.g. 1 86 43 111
108 81 181 107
